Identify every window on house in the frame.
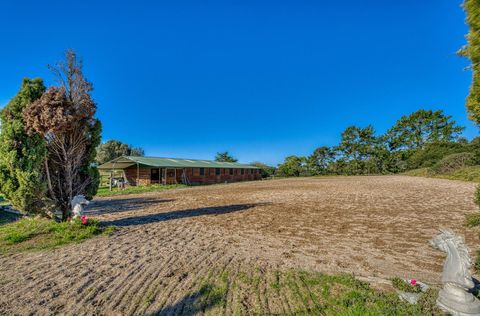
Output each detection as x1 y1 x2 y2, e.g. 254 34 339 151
241 169 244 175
200 168 205 176
215 168 221 175
194 168 200 176
229 168 233 175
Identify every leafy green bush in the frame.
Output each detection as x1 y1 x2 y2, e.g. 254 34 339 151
431 152 476 174
406 142 466 170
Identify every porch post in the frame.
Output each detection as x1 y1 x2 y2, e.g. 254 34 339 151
136 162 140 186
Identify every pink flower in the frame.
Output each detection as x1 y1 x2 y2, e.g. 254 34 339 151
80 215 88 225
409 279 417 285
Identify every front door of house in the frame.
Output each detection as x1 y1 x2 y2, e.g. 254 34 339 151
151 168 160 184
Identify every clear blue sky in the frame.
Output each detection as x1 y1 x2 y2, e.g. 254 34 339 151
0 0 476 165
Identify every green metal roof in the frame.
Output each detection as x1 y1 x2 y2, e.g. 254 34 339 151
98 156 260 170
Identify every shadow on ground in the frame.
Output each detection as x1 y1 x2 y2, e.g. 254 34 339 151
0 210 20 225
85 197 175 215
147 282 225 316
101 203 267 227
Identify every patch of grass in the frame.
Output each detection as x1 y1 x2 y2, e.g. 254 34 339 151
183 269 444 315
95 184 188 197
466 213 480 227
0 217 114 254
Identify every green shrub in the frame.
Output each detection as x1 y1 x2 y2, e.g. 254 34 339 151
466 213 480 227
407 142 466 169
431 152 476 174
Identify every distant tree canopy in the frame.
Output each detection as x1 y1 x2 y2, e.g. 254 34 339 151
250 161 275 178
215 151 238 162
308 147 335 175
277 156 308 177
276 109 471 177
385 110 463 150
96 140 144 165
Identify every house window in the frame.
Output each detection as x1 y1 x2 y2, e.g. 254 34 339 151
193 168 200 176
215 168 221 175
200 168 205 176
229 168 233 175
241 169 244 175
252 169 256 174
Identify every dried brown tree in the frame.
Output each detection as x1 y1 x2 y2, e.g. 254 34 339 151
24 50 101 219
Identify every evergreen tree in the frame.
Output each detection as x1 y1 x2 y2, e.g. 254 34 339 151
0 78 48 213
96 140 145 165
308 147 335 175
463 0 480 124
215 151 238 162
335 125 377 174
385 109 463 151
277 156 308 177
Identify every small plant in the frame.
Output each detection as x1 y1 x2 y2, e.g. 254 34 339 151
466 213 480 227
391 277 422 293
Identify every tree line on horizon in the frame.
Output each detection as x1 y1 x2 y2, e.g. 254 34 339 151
275 109 479 177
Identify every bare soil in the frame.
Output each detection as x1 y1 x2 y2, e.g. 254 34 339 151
0 176 478 315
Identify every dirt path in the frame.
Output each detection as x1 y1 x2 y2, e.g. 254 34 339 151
0 176 478 315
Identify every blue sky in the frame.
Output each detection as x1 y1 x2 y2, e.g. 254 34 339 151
0 0 475 165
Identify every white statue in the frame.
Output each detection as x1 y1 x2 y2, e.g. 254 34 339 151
71 195 89 219
431 229 480 315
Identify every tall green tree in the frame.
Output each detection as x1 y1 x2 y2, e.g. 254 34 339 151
308 146 335 175
336 125 377 174
385 110 464 151
215 151 238 162
96 140 144 164
0 78 48 213
277 156 308 177
463 0 480 124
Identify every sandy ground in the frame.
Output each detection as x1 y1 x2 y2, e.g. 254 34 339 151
0 176 479 315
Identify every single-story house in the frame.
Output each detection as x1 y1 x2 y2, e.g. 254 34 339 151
98 156 261 185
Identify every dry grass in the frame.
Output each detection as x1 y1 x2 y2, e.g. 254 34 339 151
0 176 476 314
